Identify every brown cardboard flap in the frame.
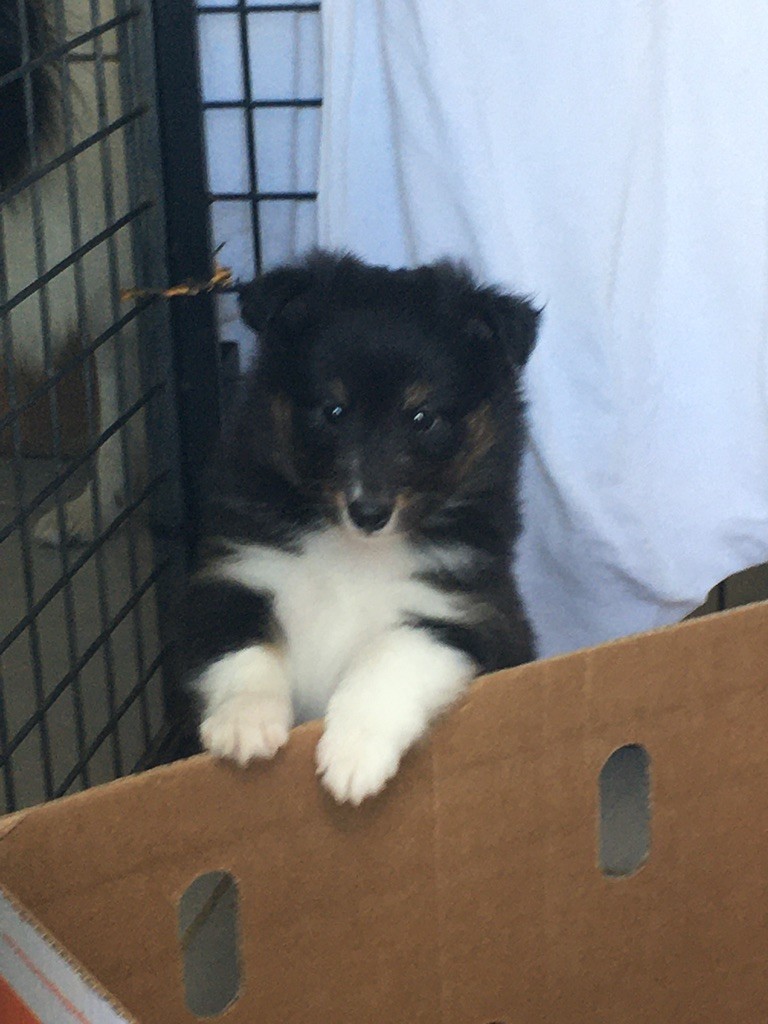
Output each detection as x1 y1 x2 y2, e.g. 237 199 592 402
0 811 29 843
1 602 767 1023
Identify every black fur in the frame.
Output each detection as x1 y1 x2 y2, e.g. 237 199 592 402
0 0 57 191
184 580 275 676
185 251 538 685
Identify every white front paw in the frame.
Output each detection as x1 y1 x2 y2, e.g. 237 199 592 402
201 693 293 767
316 723 403 805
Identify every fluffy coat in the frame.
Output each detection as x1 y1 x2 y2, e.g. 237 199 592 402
184 252 538 804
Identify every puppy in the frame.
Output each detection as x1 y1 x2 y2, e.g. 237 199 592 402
184 252 538 804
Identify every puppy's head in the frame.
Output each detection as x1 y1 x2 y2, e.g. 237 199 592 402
239 251 538 536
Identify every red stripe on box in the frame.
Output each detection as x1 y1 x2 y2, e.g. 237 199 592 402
1 933 95 1024
0 974 42 1024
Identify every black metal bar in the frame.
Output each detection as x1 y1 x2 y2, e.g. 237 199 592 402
54 645 169 798
209 190 317 201
16 0 65 792
0 665 17 811
203 97 321 110
31 0 90 789
0 384 162 545
50 2 102 789
129 714 178 772
120 0 191 748
150 0 221 544
0 108 147 207
0 302 150 435
236 0 263 273
1 3 54 800
68 53 120 64
87 0 152 752
198 3 319 12
1 202 152 317
0 10 139 90
0 474 166 662
2 563 169 763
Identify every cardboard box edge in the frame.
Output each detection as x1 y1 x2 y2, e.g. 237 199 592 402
0 883 139 1024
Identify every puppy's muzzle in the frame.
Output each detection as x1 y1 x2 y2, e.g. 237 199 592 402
346 498 394 534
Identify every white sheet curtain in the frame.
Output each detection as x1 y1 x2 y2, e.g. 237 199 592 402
317 1 768 655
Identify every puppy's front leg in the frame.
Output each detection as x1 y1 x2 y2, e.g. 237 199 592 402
317 628 475 805
186 580 293 766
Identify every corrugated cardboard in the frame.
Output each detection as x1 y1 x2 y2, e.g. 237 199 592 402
0 887 134 1024
1 601 767 1023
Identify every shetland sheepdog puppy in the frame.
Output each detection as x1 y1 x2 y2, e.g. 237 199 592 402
184 252 538 804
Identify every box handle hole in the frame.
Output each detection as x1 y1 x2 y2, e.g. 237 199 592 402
179 871 241 1016
599 744 651 877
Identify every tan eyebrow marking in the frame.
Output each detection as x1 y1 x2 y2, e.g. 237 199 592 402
329 378 348 404
403 382 433 409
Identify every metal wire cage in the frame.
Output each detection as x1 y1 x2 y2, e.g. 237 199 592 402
196 0 320 374
0 0 203 813
0 0 322 816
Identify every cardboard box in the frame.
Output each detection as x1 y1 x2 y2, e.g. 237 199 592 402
1 601 767 1023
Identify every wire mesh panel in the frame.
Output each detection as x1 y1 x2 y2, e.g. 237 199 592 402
195 0 321 369
0 0 190 812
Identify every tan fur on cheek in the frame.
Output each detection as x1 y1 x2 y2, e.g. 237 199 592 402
454 402 497 481
404 382 433 409
329 378 349 406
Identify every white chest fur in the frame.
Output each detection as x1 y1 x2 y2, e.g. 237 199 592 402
214 528 464 720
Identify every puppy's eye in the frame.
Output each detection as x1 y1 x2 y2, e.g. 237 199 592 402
323 403 346 425
411 409 437 432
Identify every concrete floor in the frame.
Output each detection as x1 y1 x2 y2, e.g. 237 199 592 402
0 458 166 814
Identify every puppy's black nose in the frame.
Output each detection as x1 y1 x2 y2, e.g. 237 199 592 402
347 499 393 534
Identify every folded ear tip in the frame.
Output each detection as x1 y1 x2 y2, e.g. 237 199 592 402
464 284 541 368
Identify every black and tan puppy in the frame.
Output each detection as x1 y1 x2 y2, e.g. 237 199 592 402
184 252 538 804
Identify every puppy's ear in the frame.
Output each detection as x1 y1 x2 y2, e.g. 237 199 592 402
238 267 315 333
238 250 360 333
468 288 541 370
431 260 541 369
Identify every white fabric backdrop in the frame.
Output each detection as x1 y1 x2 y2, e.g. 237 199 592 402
317 0 768 656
